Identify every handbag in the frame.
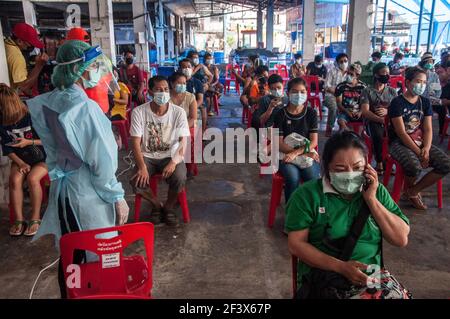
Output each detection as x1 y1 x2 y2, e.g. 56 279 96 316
282 133 316 169
16 145 46 166
296 202 412 299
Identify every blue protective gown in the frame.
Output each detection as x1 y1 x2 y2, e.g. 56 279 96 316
27 85 124 248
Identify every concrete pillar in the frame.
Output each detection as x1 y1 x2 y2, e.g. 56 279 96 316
0 22 9 86
302 0 316 64
0 22 10 204
266 0 274 50
155 0 166 63
347 0 372 63
22 0 37 27
88 0 116 63
181 18 186 48
257 4 263 47
223 9 228 55
167 27 174 59
132 0 150 72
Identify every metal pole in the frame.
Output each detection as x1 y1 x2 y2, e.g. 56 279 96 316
380 0 388 49
372 0 379 50
426 0 437 52
416 0 424 54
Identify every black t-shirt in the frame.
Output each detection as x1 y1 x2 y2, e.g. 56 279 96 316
306 62 327 79
440 82 450 100
186 77 204 97
388 95 433 141
252 95 289 129
335 81 367 113
273 106 318 139
0 113 45 161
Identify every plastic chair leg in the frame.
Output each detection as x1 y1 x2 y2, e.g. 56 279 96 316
150 178 158 197
178 190 190 223
383 158 393 187
437 179 443 209
134 194 142 222
391 164 404 203
119 124 129 150
268 176 284 228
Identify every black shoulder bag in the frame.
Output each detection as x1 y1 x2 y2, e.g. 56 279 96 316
296 202 371 299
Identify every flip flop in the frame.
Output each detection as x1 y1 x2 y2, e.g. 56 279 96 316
24 220 41 237
404 191 427 210
9 220 27 237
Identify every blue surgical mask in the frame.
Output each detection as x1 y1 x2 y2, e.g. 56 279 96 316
175 84 186 93
346 75 354 83
82 69 101 88
289 92 307 106
330 171 365 195
412 83 426 96
270 89 284 98
153 92 170 106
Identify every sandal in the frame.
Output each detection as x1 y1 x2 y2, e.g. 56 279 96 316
24 220 41 237
404 190 427 210
9 220 27 237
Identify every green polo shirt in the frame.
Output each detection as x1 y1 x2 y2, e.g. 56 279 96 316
285 178 409 288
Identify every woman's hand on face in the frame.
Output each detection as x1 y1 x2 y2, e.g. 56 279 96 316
337 260 369 286
11 138 32 148
362 164 379 201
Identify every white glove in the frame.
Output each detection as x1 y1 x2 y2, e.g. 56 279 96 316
115 199 129 225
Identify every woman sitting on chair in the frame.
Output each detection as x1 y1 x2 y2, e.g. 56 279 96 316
388 66 450 210
286 131 411 299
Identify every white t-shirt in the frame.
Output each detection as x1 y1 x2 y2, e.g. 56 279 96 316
130 102 190 160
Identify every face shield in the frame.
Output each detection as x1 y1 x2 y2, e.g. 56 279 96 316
56 45 119 95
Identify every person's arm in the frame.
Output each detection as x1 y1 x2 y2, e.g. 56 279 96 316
196 93 204 108
14 54 48 92
163 113 190 178
259 99 278 127
113 88 129 105
325 70 336 94
137 68 145 101
421 115 433 153
188 96 198 128
212 67 220 86
361 103 384 124
288 230 369 286
362 165 410 247
203 65 213 84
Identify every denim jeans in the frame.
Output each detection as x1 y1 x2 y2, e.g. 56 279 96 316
279 161 321 202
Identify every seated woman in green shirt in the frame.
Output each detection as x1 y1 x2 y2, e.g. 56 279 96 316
286 130 410 298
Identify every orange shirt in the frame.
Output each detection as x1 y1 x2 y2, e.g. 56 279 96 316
249 82 268 100
84 73 112 113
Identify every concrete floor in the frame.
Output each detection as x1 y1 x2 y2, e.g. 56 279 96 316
0 94 449 299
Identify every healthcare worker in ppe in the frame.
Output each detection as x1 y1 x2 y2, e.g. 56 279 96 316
26 40 129 297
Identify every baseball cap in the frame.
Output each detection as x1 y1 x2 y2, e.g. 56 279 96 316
66 27 90 43
12 23 43 49
421 52 435 63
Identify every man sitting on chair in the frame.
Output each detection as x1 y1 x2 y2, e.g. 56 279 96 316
130 75 190 226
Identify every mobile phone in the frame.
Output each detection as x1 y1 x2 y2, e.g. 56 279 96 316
363 177 371 191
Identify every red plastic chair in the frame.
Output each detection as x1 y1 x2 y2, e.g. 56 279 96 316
388 75 406 93
275 64 289 85
112 120 129 150
292 255 298 298
212 93 220 116
59 222 154 299
9 174 50 225
439 115 450 151
362 128 389 164
346 121 364 135
268 172 285 228
186 127 199 176
383 155 443 208
224 64 241 95
134 174 190 223
304 75 323 121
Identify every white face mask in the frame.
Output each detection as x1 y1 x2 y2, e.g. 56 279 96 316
339 61 348 71
296 59 302 65
153 92 170 106
205 59 213 65
192 58 200 66
289 92 308 106
182 68 193 78
270 88 284 98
